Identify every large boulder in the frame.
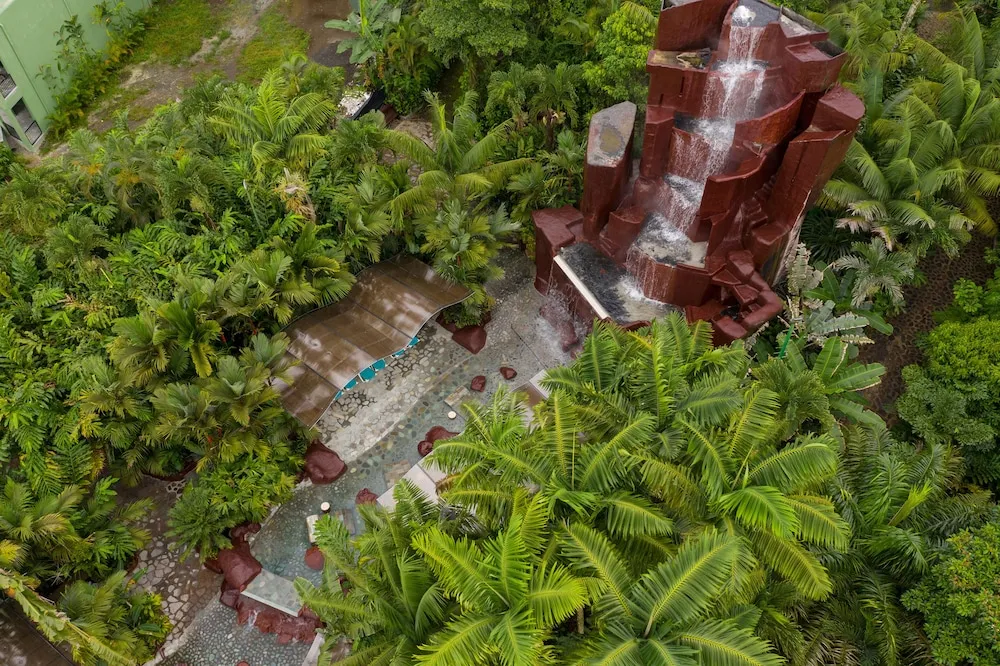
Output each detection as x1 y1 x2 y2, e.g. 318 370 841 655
452 325 487 354
356 488 378 505
217 547 262 592
304 440 347 485
425 426 459 444
304 546 325 571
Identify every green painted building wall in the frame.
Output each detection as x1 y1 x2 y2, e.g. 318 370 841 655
0 0 150 149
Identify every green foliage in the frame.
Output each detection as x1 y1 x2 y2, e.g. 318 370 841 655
167 449 298 560
130 0 228 65
379 15 442 114
898 302 1000 487
326 0 402 65
418 0 535 65
0 143 15 181
237 8 311 82
796 419 993 665
57 570 172 666
903 522 1000 666
582 2 657 107
41 3 147 141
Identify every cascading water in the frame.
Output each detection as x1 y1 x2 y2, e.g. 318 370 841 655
627 2 767 282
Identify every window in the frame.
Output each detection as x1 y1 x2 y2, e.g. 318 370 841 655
11 99 40 144
0 58 13 98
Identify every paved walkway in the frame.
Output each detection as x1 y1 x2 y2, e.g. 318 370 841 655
150 250 572 664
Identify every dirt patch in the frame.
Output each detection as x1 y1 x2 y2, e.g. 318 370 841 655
282 0 353 59
858 235 996 419
85 0 350 134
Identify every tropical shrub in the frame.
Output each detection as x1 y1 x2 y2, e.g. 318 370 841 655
582 2 657 107
58 571 172 666
40 3 147 140
167 448 299 561
0 143 15 181
903 522 1000 666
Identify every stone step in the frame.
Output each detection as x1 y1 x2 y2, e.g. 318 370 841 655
241 569 301 618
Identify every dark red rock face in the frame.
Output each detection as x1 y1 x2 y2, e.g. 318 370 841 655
470 375 487 392
233 596 320 643
356 488 378 505
304 439 348 485
531 0 863 342
417 440 434 457
452 325 487 354
304 545 325 570
500 367 518 380
425 426 459 443
217 547 262 593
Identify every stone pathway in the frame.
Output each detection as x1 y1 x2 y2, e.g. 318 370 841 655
118 479 221 660
154 249 572 664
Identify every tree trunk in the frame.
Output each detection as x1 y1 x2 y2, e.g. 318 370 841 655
893 0 924 51
576 606 585 634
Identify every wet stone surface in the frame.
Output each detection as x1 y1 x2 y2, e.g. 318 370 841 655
159 600 310 666
156 250 572 664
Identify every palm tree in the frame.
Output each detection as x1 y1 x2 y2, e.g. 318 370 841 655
433 388 674 558
530 63 583 147
562 525 783 666
485 63 536 129
541 317 849 601
410 492 588 665
800 420 994 666
819 2 909 82
0 566 135 666
831 237 916 309
210 71 338 179
418 198 519 325
821 132 974 258
0 480 82 582
384 91 532 221
0 163 67 238
905 64 1000 233
296 482 454 666
335 168 394 268
57 571 171 666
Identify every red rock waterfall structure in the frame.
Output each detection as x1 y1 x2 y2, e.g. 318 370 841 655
533 0 863 342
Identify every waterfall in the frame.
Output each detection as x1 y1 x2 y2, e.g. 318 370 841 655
632 2 766 266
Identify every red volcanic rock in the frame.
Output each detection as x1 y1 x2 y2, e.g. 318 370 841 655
500 367 518 380
299 606 320 622
237 662 250 666
417 440 433 457
470 375 486 392
219 581 240 609
230 523 261 545
277 633 293 645
452 325 487 354
217 547 261 592
304 546 325 571
425 426 459 443
356 488 378 505
204 557 223 575
304 440 347 485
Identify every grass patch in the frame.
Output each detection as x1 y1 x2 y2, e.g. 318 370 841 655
132 0 231 65
237 6 310 82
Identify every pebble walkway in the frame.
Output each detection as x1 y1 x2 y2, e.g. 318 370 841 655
147 250 572 665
